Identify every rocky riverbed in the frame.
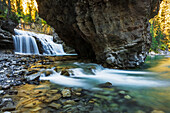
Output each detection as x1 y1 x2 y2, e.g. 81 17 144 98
0 54 166 113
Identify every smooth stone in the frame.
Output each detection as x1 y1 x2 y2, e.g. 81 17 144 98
75 93 81 96
60 69 70 76
124 95 131 99
24 100 41 108
1 103 16 111
63 100 76 105
151 110 165 113
61 89 71 97
48 90 59 94
0 90 4 94
63 104 72 108
119 90 126 95
98 82 112 88
45 94 61 102
135 110 146 113
49 102 62 109
45 70 53 76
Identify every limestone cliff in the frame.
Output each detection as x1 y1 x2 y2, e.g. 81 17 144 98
36 0 161 68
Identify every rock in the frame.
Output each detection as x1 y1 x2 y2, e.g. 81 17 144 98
136 110 146 113
0 90 4 94
151 110 165 113
124 95 131 99
63 100 76 105
61 89 71 97
36 0 161 68
98 82 112 88
75 93 81 96
0 19 18 53
24 100 41 108
49 102 62 109
48 90 59 94
60 69 70 76
45 70 53 76
119 91 126 95
45 94 61 103
25 73 40 81
63 104 73 109
1 102 16 111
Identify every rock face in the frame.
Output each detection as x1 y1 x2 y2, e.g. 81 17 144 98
36 0 161 68
0 19 17 53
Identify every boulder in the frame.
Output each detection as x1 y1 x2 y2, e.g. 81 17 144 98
36 0 162 68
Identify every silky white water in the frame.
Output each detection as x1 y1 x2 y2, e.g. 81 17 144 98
40 61 169 88
13 29 66 55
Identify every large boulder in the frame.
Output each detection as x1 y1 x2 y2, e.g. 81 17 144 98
36 0 161 68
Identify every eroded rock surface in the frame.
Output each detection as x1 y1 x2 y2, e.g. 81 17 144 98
0 19 17 53
37 0 161 68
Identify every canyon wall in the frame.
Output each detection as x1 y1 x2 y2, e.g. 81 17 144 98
0 19 17 53
36 0 161 68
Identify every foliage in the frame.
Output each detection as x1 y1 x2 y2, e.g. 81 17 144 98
150 19 168 52
150 0 170 52
0 1 19 23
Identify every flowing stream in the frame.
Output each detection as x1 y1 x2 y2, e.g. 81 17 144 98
39 55 170 112
12 30 170 112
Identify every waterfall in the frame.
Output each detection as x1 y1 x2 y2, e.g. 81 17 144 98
13 29 66 55
13 30 39 54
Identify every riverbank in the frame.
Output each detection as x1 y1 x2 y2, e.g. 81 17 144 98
0 54 167 113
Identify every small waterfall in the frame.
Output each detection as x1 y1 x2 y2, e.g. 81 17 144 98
13 30 39 54
37 34 66 55
13 29 66 55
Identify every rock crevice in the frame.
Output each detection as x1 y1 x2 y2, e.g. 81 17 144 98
36 0 161 68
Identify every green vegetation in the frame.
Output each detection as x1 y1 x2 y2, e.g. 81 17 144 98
0 0 53 34
150 19 168 53
150 0 170 53
0 0 19 23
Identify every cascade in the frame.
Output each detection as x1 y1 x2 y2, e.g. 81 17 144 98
13 29 66 55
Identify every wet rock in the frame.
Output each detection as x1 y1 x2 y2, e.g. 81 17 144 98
98 82 112 88
136 110 146 113
24 100 41 108
0 90 4 95
63 104 73 109
124 95 131 100
1 102 16 112
61 89 71 97
45 94 62 103
25 73 40 81
45 70 53 76
60 69 70 76
63 100 76 105
2 84 11 89
119 90 126 95
49 102 62 109
48 90 59 94
151 110 165 113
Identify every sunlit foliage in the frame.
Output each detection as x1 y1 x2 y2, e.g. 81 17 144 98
150 0 170 52
10 0 38 22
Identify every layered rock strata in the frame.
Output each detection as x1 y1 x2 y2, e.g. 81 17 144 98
0 19 17 53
